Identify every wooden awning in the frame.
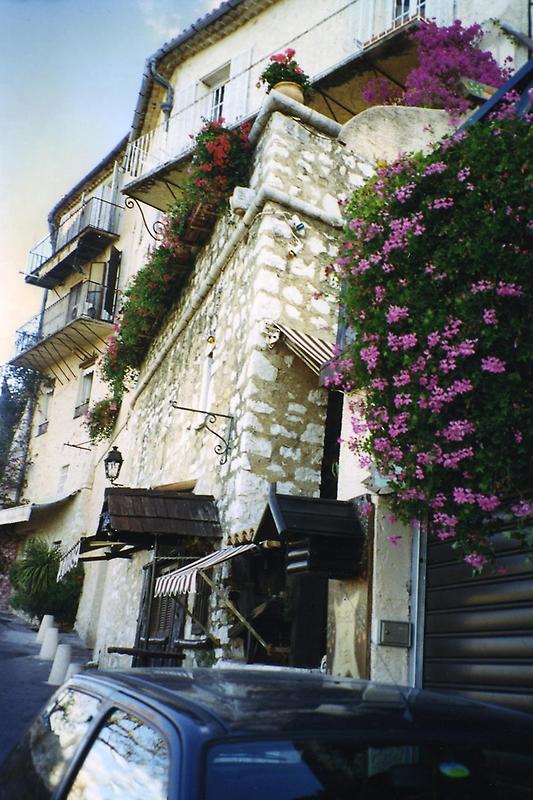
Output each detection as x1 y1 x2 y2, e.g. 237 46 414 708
254 485 365 579
57 488 221 581
100 487 221 540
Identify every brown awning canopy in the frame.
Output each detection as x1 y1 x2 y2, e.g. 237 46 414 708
100 487 221 540
57 488 222 580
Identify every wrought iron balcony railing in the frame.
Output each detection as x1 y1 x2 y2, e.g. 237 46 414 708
123 0 437 185
12 280 115 359
26 197 122 279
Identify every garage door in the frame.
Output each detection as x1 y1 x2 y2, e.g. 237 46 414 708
423 529 533 712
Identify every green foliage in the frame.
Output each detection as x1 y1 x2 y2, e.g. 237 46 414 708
0 365 40 503
9 538 83 625
329 107 533 567
98 119 252 403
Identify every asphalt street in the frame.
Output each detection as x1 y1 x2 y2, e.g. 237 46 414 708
0 612 91 762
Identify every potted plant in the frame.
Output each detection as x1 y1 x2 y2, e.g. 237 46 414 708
257 48 313 104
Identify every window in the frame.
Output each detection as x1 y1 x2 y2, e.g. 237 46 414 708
67 709 170 799
74 370 93 418
206 739 533 800
0 688 101 797
393 0 425 25
210 83 226 121
203 64 230 122
36 380 55 435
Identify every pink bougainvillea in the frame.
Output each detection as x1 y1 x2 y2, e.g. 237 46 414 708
362 20 511 120
326 102 532 569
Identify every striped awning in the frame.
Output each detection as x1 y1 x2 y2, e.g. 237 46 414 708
155 543 256 597
268 323 334 375
57 539 82 581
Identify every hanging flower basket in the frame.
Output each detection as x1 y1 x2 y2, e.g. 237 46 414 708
183 204 220 244
171 240 194 264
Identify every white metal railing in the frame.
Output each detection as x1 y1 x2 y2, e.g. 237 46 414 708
392 0 427 27
12 280 115 358
26 197 122 278
123 0 450 184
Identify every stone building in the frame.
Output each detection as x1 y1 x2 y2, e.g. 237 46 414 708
1 0 529 679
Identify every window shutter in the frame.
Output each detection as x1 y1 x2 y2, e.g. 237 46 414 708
168 83 198 158
224 50 252 125
104 247 120 316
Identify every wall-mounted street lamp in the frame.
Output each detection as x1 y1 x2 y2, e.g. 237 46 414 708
104 446 123 484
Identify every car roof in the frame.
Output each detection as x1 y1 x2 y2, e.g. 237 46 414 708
72 667 533 743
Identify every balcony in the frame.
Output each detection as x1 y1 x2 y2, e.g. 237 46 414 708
122 0 446 211
10 280 116 379
25 197 122 288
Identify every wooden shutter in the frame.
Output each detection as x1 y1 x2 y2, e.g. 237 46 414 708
104 247 120 316
224 50 251 125
168 83 197 158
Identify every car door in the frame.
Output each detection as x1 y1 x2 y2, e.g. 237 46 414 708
56 695 180 800
0 685 103 799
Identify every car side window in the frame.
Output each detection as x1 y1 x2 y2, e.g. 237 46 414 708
0 687 100 799
66 708 169 799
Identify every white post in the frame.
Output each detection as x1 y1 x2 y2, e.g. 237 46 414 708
64 662 83 682
47 644 72 685
36 614 54 644
38 627 58 660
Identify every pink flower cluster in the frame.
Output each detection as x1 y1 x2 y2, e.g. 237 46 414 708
481 356 506 373
464 551 488 571
386 305 410 324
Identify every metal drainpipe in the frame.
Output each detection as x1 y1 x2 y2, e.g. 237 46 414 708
149 59 175 131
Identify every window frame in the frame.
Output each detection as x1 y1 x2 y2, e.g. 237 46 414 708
58 695 180 800
74 368 94 418
202 63 230 123
0 685 103 799
36 379 55 435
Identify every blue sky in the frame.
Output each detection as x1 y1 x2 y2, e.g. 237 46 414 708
0 0 218 361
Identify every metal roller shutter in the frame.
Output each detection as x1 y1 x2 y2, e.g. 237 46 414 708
424 530 533 712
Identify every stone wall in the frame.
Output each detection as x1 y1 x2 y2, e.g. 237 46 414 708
90 111 367 667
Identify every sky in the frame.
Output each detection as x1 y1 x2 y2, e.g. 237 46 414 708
0 0 220 364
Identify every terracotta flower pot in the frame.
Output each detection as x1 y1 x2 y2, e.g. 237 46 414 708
183 204 219 245
172 241 193 264
272 81 305 104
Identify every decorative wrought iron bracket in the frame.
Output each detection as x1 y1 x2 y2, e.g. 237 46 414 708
124 196 165 241
169 402 234 465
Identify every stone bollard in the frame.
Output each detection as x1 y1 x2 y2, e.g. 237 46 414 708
64 662 83 682
36 614 55 644
47 644 72 685
38 626 58 660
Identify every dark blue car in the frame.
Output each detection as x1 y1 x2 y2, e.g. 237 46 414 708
1 667 533 798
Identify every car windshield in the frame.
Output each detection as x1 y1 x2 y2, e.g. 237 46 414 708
205 738 533 799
